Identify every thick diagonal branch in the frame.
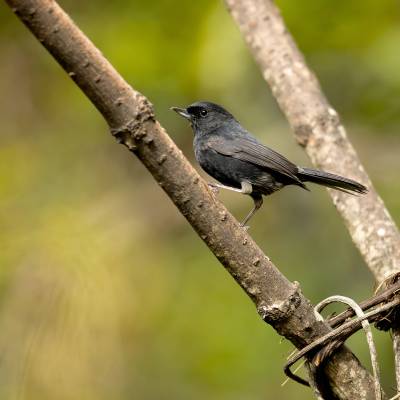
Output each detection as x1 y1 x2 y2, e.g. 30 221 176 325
225 0 400 283
4 0 377 399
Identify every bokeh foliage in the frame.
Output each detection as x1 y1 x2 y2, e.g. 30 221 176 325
0 0 399 399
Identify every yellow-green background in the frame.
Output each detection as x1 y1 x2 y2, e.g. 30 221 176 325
1 1 399 399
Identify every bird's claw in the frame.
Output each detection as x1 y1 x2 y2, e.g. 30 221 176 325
239 223 250 231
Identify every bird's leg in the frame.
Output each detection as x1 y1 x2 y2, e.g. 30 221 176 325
208 181 261 227
240 194 263 227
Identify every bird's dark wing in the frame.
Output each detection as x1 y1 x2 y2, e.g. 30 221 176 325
207 136 303 184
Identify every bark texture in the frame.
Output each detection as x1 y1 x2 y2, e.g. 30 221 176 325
225 0 400 283
4 0 378 399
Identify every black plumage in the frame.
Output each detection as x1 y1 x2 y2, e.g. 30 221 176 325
172 101 367 226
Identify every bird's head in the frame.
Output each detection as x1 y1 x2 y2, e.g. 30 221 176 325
171 101 237 133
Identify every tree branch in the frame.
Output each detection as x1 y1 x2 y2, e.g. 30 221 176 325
225 0 400 283
4 0 378 399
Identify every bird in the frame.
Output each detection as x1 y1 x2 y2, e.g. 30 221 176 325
171 101 367 227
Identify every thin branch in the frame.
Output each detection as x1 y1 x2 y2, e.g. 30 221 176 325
3 0 377 399
225 0 400 283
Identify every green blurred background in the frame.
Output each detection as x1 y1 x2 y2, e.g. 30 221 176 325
1 0 399 399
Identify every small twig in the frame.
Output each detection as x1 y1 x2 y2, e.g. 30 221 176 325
315 296 382 400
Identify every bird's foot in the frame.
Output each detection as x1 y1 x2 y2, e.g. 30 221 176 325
208 183 220 195
239 223 250 231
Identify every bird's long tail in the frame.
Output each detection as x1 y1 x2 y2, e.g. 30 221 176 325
297 167 367 194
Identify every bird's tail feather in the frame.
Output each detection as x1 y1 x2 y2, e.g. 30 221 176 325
297 167 367 194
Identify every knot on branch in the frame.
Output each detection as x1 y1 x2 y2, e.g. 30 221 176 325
257 281 301 323
294 124 312 148
110 95 155 150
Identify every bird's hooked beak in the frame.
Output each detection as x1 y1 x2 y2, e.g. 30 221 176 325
171 106 191 120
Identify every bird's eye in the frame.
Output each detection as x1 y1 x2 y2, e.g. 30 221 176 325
200 109 208 117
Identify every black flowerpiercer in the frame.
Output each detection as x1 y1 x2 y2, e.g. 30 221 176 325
172 101 367 227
